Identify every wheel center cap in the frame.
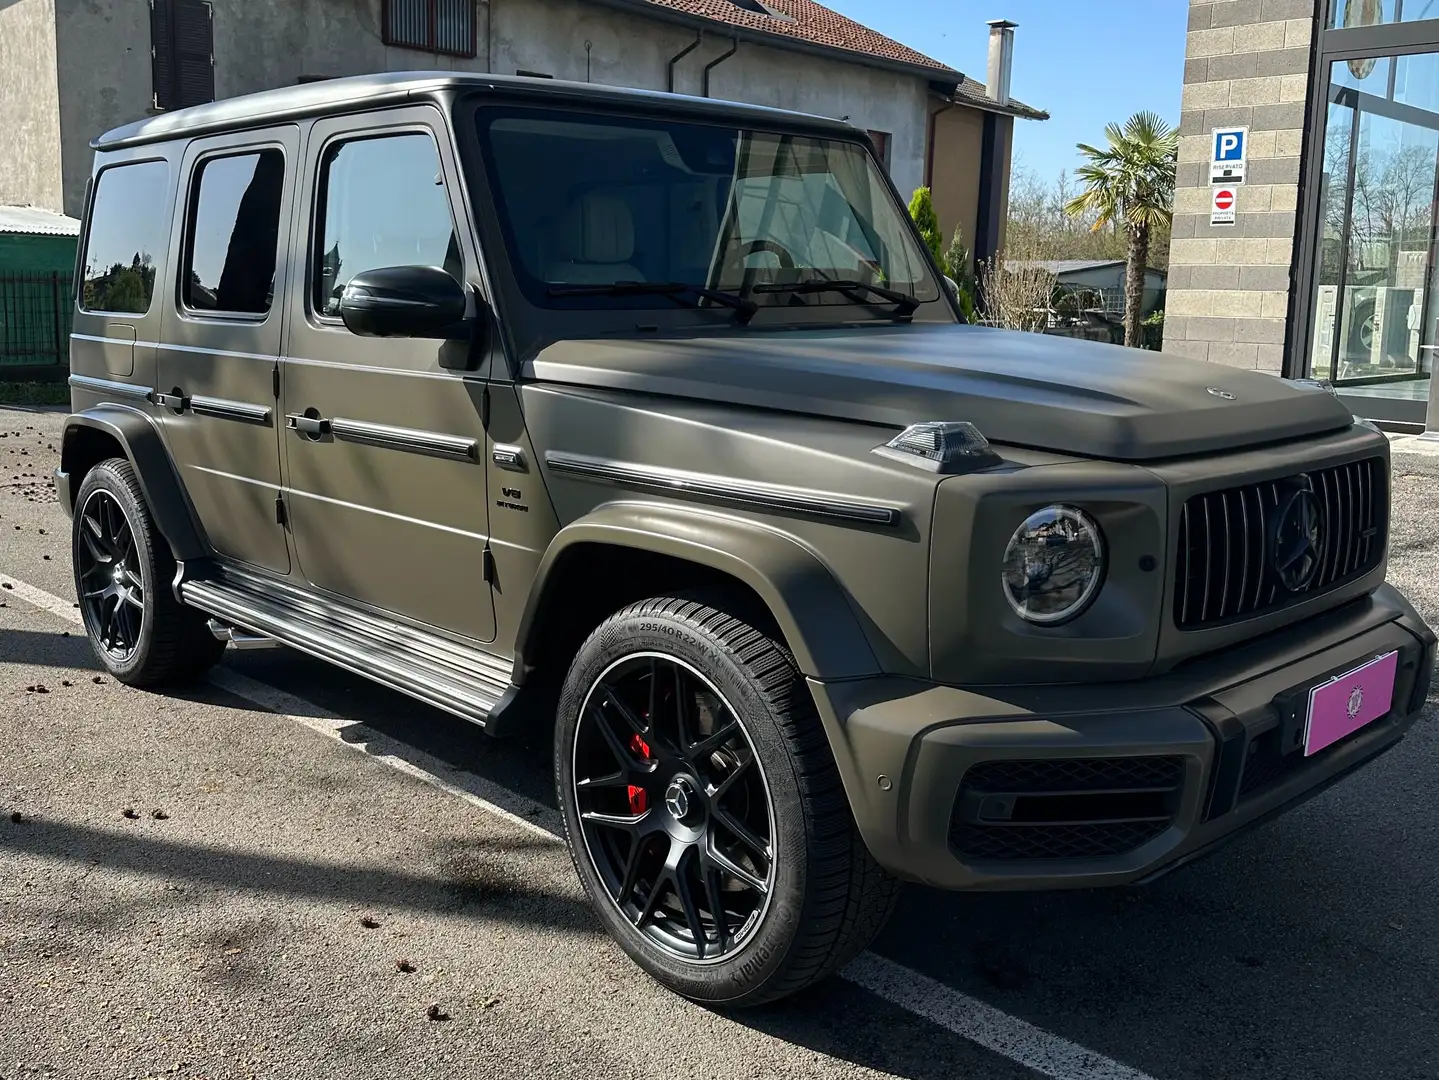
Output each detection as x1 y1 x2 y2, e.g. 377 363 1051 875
664 776 698 824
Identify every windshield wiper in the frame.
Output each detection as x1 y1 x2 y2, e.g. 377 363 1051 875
751 278 921 317
547 280 758 324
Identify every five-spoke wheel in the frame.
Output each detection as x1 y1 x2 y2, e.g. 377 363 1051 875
556 595 900 1007
76 487 146 662
572 652 775 962
70 458 225 685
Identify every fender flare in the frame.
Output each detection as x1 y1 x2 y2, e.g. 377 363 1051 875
513 501 881 681
59 404 210 562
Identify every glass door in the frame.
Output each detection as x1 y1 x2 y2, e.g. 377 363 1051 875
1306 50 1439 423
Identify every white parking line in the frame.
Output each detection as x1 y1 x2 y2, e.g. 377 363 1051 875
0 570 1161 1080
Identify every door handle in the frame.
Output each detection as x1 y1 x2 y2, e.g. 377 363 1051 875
285 412 331 436
153 390 187 411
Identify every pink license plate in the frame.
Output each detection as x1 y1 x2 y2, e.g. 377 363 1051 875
1304 651 1399 756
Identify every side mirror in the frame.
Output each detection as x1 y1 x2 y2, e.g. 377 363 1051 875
339 266 469 339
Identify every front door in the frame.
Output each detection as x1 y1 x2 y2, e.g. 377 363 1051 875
156 127 296 574
280 108 496 642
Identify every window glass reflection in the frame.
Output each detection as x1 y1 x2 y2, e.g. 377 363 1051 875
1329 0 1439 29
1307 50 1439 408
315 133 458 316
81 161 169 314
185 151 284 315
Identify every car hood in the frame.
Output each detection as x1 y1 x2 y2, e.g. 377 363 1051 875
527 323 1353 461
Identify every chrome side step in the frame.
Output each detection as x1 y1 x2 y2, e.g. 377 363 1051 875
208 619 281 650
179 567 513 728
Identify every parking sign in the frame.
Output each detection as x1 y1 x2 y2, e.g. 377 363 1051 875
1210 126 1247 184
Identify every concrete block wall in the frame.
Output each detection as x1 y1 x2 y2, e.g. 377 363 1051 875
1164 0 1316 373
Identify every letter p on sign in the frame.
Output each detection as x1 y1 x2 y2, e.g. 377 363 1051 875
1214 128 1246 162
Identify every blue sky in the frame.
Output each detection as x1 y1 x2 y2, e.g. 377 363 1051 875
825 0 1189 182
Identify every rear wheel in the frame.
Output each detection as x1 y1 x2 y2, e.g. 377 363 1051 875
555 594 899 1007
71 458 225 686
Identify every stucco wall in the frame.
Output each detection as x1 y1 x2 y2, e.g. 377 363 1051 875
46 0 934 216
0 0 63 210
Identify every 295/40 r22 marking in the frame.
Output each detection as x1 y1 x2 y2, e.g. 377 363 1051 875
571 651 777 964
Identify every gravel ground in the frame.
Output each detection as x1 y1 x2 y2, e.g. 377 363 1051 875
2 404 1437 1080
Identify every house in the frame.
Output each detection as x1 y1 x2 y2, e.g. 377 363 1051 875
0 0 1043 269
0 206 80 379
1013 259 1167 319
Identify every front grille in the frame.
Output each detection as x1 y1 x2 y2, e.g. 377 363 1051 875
1174 457 1386 630
949 756 1184 862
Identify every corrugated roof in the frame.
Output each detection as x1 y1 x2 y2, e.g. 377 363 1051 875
1011 259 1167 277
0 206 81 237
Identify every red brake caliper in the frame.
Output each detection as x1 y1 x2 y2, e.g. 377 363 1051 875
627 734 651 814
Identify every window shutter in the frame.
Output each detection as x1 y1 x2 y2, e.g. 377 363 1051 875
173 1 215 109
149 0 174 110
151 0 213 111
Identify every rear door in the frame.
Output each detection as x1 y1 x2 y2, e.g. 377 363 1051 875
279 107 496 642
156 126 297 574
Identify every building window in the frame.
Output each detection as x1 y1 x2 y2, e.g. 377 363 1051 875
383 0 477 58
314 134 459 316
150 0 215 112
80 161 171 315
867 130 892 171
184 151 285 316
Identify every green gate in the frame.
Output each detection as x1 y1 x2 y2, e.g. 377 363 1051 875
0 271 73 381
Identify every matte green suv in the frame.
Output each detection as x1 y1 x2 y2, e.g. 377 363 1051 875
58 73 1435 1007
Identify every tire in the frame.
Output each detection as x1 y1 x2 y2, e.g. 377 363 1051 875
554 594 900 1007
71 458 226 686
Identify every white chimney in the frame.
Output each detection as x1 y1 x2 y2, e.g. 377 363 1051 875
986 19 1016 107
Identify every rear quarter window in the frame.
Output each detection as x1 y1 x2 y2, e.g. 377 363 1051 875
81 160 171 314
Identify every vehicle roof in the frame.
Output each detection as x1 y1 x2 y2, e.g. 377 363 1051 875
92 71 860 152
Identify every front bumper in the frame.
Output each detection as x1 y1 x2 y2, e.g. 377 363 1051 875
809 584 1436 890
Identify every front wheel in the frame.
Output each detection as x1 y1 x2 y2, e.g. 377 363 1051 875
555 595 899 1007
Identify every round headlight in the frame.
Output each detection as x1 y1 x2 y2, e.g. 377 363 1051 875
1002 506 1106 625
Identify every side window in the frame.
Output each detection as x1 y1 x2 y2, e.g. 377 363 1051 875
314 132 458 317
184 150 285 315
81 160 171 315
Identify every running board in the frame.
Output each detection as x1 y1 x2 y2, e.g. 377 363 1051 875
178 566 513 728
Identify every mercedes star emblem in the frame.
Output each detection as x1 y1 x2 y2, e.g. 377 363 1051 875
1273 481 1323 592
1207 386 1236 400
664 777 694 822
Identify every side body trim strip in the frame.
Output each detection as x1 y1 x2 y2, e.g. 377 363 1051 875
545 451 902 527
329 417 479 461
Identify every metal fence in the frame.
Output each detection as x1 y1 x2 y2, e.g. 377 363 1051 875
0 271 73 381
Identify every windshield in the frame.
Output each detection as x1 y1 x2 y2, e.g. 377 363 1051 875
475 108 940 318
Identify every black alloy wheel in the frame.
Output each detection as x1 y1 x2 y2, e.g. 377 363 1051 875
571 652 776 962
76 487 146 662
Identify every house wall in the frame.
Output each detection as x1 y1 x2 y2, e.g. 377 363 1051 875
927 104 1013 269
46 0 934 217
0 0 63 210
1164 0 1314 373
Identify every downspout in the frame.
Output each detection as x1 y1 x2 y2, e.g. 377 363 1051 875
702 37 739 98
667 31 702 93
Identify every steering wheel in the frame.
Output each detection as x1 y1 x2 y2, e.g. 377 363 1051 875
722 239 797 277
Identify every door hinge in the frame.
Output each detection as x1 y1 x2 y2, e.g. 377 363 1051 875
482 543 496 584
275 495 287 527
480 384 490 429
272 365 280 399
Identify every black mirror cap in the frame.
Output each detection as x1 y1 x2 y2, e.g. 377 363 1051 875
339 265 468 338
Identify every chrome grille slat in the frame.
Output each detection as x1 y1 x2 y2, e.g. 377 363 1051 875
1173 457 1386 630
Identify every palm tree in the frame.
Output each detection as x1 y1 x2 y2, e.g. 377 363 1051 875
1064 112 1178 348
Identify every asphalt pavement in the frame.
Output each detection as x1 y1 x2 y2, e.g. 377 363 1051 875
1 404 1436 1080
